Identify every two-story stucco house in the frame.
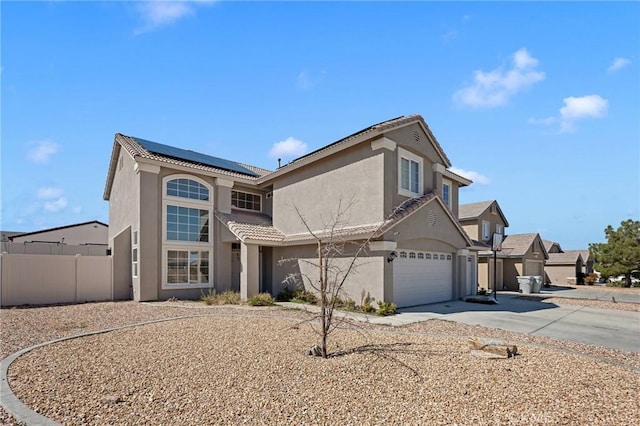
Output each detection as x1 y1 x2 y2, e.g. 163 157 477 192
103 114 478 307
459 200 548 291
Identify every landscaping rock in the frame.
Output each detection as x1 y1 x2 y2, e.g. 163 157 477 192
469 337 517 359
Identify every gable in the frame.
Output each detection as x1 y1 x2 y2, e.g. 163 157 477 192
382 195 470 250
385 122 450 168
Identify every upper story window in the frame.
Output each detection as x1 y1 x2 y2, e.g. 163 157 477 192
232 190 261 212
442 180 452 207
482 221 490 241
496 224 503 235
398 148 423 197
166 178 209 201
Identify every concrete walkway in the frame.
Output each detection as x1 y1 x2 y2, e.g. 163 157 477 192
280 287 640 353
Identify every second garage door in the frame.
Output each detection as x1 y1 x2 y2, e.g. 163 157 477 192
393 250 453 308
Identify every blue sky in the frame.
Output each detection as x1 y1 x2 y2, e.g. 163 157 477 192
1 1 638 249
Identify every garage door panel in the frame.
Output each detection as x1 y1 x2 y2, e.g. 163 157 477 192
393 250 453 307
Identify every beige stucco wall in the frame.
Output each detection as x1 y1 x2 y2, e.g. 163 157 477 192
271 244 386 305
503 259 523 291
462 223 479 241
545 264 578 285
272 145 385 235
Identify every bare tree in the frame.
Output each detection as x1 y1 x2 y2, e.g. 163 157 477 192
283 197 409 358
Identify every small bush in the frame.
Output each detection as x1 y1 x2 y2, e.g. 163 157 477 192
584 273 598 285
292 289 318 304
201 289 241 305
276 287 296 302
342 298 357 311
361 292 375 313
247 293 275 306
375 301 397 316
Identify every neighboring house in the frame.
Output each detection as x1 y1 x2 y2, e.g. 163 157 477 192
498 233 548 291
458 200 509 292
103 114 480 307
543 239 592 284
4 221 108 255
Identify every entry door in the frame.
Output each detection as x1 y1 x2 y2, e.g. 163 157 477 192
231 248 241 291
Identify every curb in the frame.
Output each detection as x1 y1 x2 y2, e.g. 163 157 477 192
0 315 207 425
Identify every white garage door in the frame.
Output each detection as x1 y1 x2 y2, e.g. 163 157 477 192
393 250 453 308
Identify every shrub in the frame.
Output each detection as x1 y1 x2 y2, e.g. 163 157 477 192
342 298 357 311
276 287 296 302
292 289 318 305
584 273 598 285
247 293 275 306
361 292 375 313
201 289 241 305
375 301 397 316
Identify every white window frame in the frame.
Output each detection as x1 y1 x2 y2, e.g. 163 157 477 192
162 175 213 289
442 179 452 208
132 230 138 278
496 224 503 235
482 221 490 241
397 147 423 197
231 189 262 212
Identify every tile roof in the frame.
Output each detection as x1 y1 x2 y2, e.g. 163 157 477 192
215 192 472 247
458 200 494 220
547 251 583 265
280 114 451 170
501 233 545 257
215 211 285 243
458 200 510 227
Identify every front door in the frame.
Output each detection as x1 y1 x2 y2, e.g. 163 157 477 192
231 245 241 292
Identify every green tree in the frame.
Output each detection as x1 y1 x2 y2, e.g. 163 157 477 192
589 219 640 287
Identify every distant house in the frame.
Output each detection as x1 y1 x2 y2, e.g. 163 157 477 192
543 240 592 285
103 114 480 307
458 200 509 291
498 233 548 291
4 220 108 255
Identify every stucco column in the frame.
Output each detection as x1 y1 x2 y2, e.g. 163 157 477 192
455 249 469 300
135 163 160 302
240 242 259 300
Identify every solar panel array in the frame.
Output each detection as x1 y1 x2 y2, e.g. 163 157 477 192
134 137 258 177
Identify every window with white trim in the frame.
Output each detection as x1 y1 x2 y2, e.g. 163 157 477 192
398 148 423 197
132 230 138 278
231 190 261 212
163 176 213 288
496 224 503 235
442 180 451 207
482 221 490 241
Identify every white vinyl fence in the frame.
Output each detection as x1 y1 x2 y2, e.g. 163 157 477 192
0 253 113 307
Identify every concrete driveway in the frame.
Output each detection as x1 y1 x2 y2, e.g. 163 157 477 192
370 292 640 353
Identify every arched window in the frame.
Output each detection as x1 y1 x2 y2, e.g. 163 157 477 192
409 252 416 259
399 251 407 258
425 254 432 260
162 176 213 289
417 253 424 259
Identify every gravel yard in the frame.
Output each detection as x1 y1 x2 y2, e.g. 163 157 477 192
2 301 639 425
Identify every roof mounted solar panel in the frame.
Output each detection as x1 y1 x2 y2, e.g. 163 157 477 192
133 137 258 177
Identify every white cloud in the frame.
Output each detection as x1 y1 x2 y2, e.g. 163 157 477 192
453 48 545 108
26 140 59 164
528 116 556 126
607 57 630 73
268 137 308 159
72 206 83 214
44 197 68 213
559 95 608 132
296 69 326 91
448 167 491 185
134 1 215 34
37 187 64 200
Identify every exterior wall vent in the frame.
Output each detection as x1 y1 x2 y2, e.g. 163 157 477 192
427 210 437 226
266 192 273 199
413 131 420 141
